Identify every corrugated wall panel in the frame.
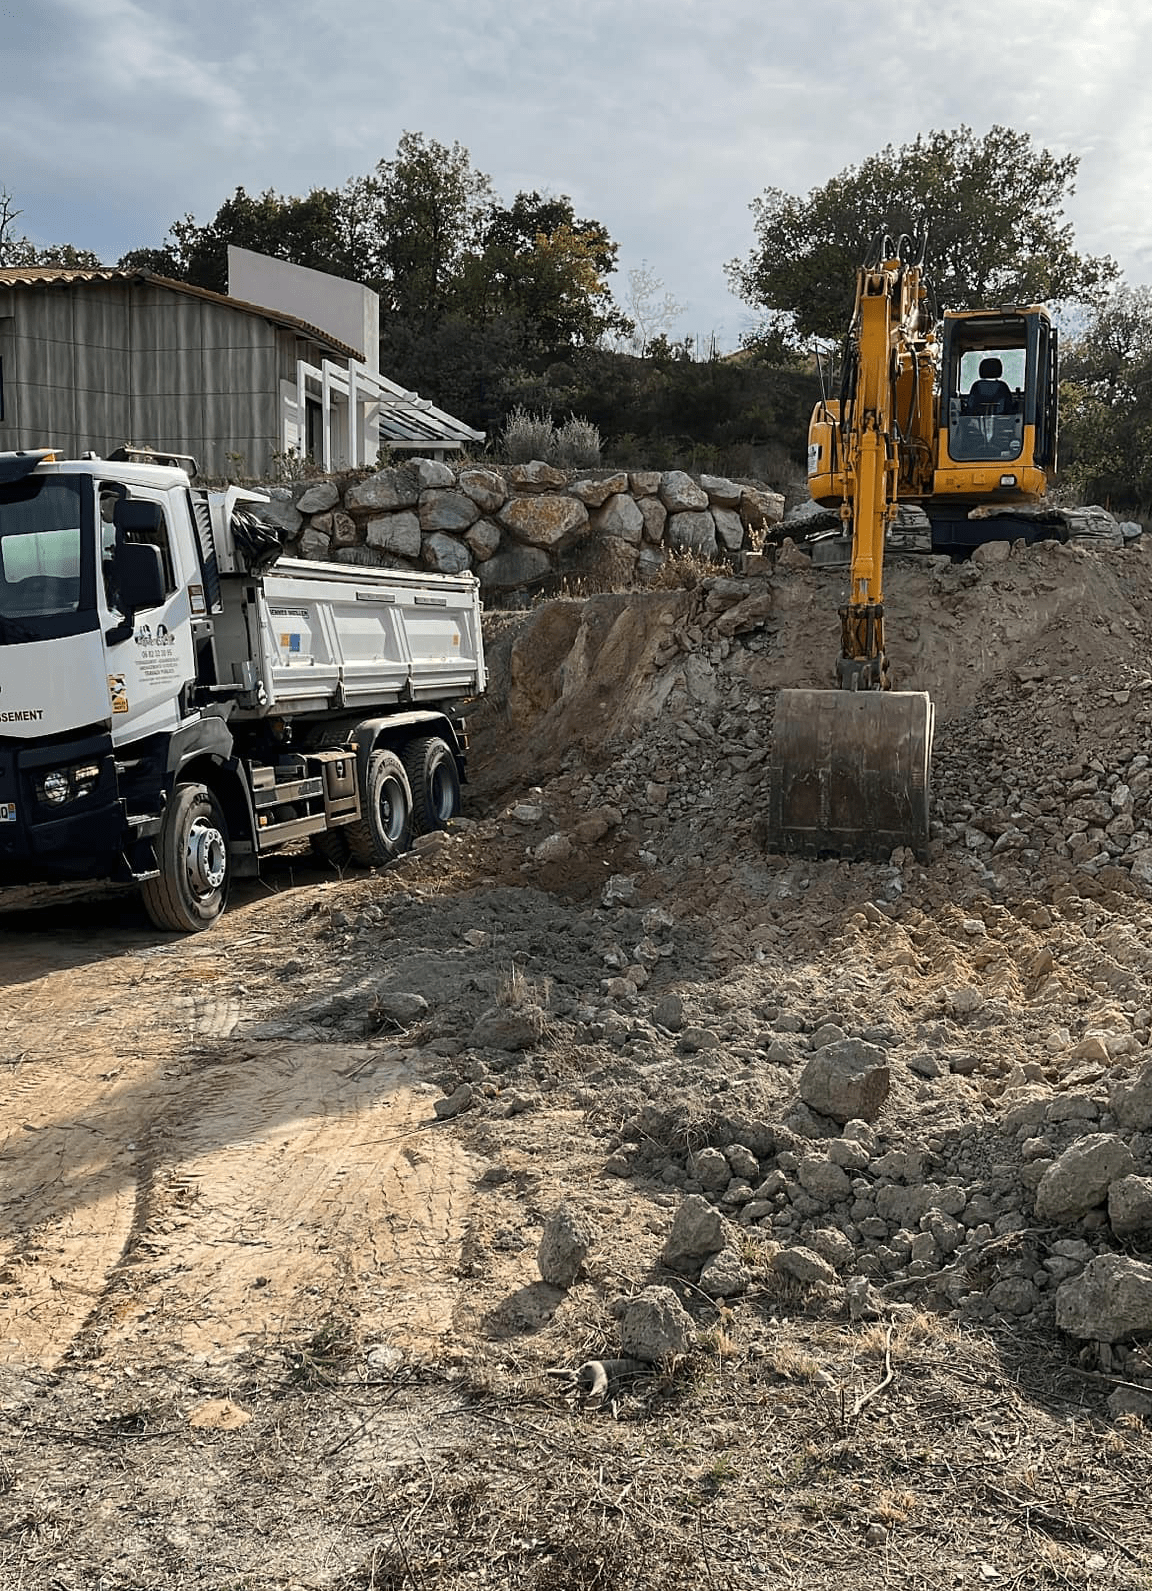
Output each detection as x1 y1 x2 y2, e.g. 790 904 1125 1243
0 281 317 474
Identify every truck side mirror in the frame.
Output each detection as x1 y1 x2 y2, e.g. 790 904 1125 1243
117 542 166 611
105 542 166 643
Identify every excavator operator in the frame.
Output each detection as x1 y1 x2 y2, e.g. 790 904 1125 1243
969 356 1014 414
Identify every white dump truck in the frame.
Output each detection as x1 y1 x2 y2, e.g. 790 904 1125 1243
0 448 486 930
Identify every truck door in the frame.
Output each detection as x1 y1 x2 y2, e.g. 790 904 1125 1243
101 488 197 740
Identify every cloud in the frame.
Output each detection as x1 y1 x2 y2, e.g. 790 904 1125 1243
3 0 1151 343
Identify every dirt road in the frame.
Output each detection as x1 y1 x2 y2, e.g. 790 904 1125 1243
0 874 474 1377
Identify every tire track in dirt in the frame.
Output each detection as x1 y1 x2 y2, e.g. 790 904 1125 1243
0 895 476 1374
95 1044 475 1368
0 941 167 1370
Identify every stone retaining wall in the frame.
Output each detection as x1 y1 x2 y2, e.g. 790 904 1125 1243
251 459 786 595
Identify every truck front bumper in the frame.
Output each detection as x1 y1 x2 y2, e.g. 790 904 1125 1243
0 733 144 884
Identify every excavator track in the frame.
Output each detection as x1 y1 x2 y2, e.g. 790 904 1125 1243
766 688 935 858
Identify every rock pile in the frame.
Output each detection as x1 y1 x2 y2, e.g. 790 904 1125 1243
253 458 785 592
456 532 1152 1371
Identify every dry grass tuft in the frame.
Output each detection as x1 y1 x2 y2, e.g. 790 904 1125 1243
496 961 551 1011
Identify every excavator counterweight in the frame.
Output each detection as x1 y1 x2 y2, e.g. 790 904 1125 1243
767 688 934 857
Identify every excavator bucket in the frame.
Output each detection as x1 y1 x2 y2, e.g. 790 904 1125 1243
766 688 935 858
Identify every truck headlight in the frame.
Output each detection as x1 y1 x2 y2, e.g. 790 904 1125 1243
36 762 104 807
72 764 100 798
39 770 71 805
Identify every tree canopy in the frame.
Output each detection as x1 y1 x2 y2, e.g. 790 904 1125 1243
1059 287 1152 509
727 126 1118 345
118 135 628 361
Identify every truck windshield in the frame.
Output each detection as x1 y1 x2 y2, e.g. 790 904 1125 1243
0 475 97 645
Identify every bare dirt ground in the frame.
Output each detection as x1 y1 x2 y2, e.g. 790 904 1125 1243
2 540 1152 1590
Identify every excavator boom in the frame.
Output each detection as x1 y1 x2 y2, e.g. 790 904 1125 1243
767 231 937 857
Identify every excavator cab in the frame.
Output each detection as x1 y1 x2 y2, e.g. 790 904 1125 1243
935 308 1057 496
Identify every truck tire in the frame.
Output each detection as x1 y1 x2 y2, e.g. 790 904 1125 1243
140 782 230 933
346 750 412 866
403 735 461 834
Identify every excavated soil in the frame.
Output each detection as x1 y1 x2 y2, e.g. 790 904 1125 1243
2 540 1152 1589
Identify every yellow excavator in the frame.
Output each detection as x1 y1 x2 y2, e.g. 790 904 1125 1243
766 230 1059 856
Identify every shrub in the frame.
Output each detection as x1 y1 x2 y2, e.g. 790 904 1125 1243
500 406 560 464
555 414 601 467
497 406 601 467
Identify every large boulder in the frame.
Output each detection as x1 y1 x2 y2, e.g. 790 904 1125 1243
295 481 340 514
699 473 742 508
659 471 708 512
346 465 420 512
638 497 667 544
421 533 472 574
298 527 331 560
410 457 455 490
253 487 302 535
477 545 553 590
366 511 420 556
506 461 567 493
1055 1254 1152 1342
620 1285 696 1362
1109 1175 1152 1241
1110 1061 1152 1130
666 510 718 557
538 1204 597 1288
590 493 644 545
1034 1134 1136 1222
741 485 786 532
660 1193 725 1275
499 494 589 551
457 467 506 514
570 473 628 508
712 507 745 551
329 511 359 547
332 544 388 567
419 489 480 534
464 519 501 561
798 1039 890 1123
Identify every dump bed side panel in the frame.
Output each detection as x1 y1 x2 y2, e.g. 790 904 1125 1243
217 559 485 716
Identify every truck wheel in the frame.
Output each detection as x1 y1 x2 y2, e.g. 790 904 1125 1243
403 735 461 834
141 783 229 933
346 750 412 866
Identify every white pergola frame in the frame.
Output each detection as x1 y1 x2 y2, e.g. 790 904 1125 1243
288 357 484 469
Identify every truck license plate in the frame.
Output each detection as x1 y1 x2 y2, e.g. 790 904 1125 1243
0 803 16 822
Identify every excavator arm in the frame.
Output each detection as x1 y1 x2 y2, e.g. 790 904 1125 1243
766 234 936 857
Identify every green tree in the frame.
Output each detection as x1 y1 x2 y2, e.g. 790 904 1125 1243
465 190 631 347
728 126 1117 345
119 184 354 293
368 132 493 325
1059 287 1152 508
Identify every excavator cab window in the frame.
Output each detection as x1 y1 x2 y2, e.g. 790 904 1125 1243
944 315 1030 464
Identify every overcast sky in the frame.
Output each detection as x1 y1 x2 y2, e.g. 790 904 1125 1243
4 0 1150 351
